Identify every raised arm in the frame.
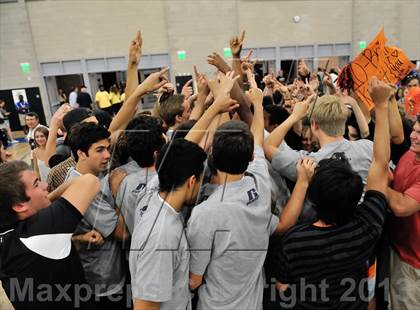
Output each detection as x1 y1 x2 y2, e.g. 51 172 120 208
44 104 71 164
264 94 315 161
109 68 169 134
343 93 370 138
275 158 316 235
366 76 392 194
230 30 246 88
125 31 142 102
189 66 210 121
388 90 404 145
185 71 240 145
207 53 253 126
246 87 264 147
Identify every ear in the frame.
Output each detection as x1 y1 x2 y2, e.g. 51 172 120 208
12 202 29 216
175 114 183 124
187 175 197 189
77 149 87 160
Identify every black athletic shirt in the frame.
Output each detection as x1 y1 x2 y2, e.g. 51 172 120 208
0 197 93 310
274 190 387 310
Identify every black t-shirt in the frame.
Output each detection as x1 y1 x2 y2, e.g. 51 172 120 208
274 190 387 309
0 198 93 309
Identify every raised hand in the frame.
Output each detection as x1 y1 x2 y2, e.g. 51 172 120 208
230 30 246 57
309 73 320 91
296 158 317 184
207 52 231 74
140 67 169 93
51 103 71 128
292 93 316 120
128 30 142 67
194 65 210 96
212 93 239 113
181 79 193 99
368 76 394 105
298 59 310 77
219 71 240 96
323 73 334 88
245 87 263 106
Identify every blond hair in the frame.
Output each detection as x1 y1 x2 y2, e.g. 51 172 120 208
157 94 185 127
309 95 347 136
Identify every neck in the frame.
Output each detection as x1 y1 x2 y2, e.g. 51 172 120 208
159 190 184 213
76 161 98 176
216 170 244 185
313 219 334 227
318 134 344 148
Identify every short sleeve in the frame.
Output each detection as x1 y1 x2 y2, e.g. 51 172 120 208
271 142 307 182
355 190 387 240
247 145 269 176
268 214 280 235
22 197 82 237
404 181 420 204
187 206 213 276
130 248 173 302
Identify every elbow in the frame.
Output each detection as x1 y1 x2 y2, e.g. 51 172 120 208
390 204 412 217
391 135 404 146
360 130 369 139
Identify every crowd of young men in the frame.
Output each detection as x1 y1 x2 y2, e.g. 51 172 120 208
0 30 419 310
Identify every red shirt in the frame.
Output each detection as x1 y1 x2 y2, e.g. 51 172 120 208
391 150 420 268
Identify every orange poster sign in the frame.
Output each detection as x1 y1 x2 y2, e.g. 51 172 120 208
350 28 415 110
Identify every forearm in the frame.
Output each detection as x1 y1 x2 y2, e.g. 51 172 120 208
109 85 146 133
231 58 244 88
189 94 206 120
351 103 370 138
113 214 129 241
199 112 229 152
47 178 74 201
276 180 309 235
125 63 140 102
387 187 420 217
44 124 58 163
185 104 219 144
251 104 264 147
230 83 253 126
265 115 297 150
373 103 390 165
388 96 404 144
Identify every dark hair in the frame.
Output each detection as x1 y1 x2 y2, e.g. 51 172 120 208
156 139 206 192
0 161 30 229
67 122 110 162
34 127 49 147
25 112 39 120
212 120 254 174
262 96 274 107
93 109 112 129
308 153 364 225
264 105 290 126
126 116 165 168
172 120 197 140
272 90 284 105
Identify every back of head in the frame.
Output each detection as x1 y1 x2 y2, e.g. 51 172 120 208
172 119 197 140
310 95 348 136
156 139 206 192
126 115 165 168
212 120 254 174
264 105 290 126
0 161 30 229
308 153 364 226
63 108 94 132
158 94 185 127
93 109 112 129
67 122 110 162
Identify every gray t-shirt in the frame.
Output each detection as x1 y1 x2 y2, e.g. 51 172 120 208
116 164 157 234
272 139 373 221
129 192 191 310
65 168 125 296
117 159 140 175
187 146 279 310
272 139 373 183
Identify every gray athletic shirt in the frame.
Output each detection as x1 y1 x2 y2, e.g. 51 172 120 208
115 162 157 234
272 139 373 183
187 146 279 310
65 168 125 296
129 191 191 310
